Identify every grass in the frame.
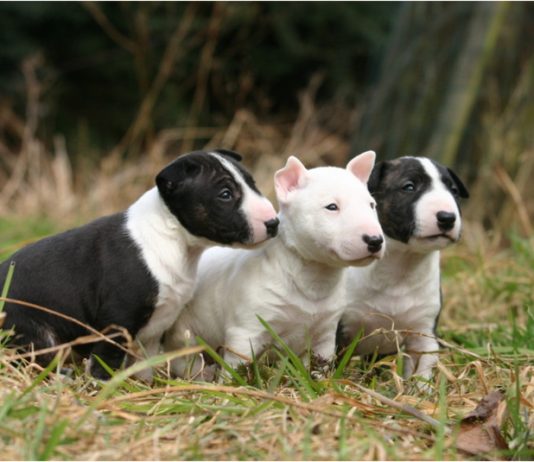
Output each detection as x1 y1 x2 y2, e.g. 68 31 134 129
0 220 532 460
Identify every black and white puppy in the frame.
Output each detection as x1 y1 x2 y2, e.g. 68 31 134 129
338 156 469 388
0 149 279 380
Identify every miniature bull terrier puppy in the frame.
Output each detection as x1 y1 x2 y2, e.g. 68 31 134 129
338 156 469 388
165 151 385 379
0 149 278 380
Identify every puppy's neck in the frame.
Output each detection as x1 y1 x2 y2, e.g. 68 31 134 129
369 236 440 285
126 188 207 285
274 226 344 300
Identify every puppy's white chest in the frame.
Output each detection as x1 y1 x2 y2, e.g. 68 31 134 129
137 280 194 344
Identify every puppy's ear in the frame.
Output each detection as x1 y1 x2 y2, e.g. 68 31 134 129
214 148 242 162
155 156 201 196
347 150 376 184
367 160 389 195
274 156 308 203
447 168 469 199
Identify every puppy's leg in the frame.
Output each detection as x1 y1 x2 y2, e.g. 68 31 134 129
7 320 59 368
404 332 439 390
223 326 268 370
132 337 160 383
164 325 211 380
310 323 337 379
88 327 128 380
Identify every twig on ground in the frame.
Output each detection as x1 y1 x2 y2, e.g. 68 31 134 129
349 383 451 434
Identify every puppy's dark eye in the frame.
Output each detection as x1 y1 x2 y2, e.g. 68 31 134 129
325 203 338 211
402 181 415 192
370 202 376 210
218 188 233 201
449 184 459 196
442 178 459 196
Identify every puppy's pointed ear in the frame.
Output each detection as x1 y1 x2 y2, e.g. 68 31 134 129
155 156 201 196
367 160 389 195
274 156 308 203
447 167 469 199
347 150 376 184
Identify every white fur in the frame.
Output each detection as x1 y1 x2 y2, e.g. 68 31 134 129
165 152 384 378
126 187 207 381
341 157 463 388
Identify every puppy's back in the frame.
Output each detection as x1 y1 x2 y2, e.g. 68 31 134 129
1 213 157 347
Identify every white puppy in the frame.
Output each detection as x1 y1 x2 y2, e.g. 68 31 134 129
165 151 385 378
338 156 469 385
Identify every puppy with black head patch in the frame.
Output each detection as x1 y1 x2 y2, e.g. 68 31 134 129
0 149 278 381
338 156 468 389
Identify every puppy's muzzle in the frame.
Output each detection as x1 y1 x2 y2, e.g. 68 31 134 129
265 218 280 238
363 234 384 254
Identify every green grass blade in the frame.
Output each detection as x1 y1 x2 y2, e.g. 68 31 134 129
257 316 320 395
0 261 15 313
333 328 363 379
433 373 448 460
249 340 264 389
91 354 115 378
76 346 205 429
21 353 60 398
195 337 247 386
273 350 316 400
27 405 48 460
39 419 69 460
268 356 289 393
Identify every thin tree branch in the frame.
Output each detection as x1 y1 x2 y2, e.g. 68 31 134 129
112 3 197 157
83 2 137 54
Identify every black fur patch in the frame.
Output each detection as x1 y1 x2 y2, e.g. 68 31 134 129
156 151 256 244
367 157 469 243
368 158 431 243
0 213 158 378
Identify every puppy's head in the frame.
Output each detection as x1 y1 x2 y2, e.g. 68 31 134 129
368 156 469 252
156 149 278 245
274 151 385 267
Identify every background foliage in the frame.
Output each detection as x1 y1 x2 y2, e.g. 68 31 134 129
1 2 532 241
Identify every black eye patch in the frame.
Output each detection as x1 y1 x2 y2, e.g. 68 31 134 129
370 158 432 243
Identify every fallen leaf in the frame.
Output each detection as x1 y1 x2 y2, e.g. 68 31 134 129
463 390 505 422
454 390 509 459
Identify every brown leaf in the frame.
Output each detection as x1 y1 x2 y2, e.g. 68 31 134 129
463 390 505 422
455 390 509 459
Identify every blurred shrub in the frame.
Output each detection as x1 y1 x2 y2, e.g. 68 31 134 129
0 2 396 157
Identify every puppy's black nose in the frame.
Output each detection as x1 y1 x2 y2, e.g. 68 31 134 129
436 211 456 231
363 234 384 254
264 218 279 238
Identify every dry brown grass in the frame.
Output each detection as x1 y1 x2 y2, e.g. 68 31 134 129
1 68 533 461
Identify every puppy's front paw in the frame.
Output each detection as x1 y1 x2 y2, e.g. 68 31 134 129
133 366 154 384
408 374 435 394
87 357 113 380
196 364 218 382
310 354 334 381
